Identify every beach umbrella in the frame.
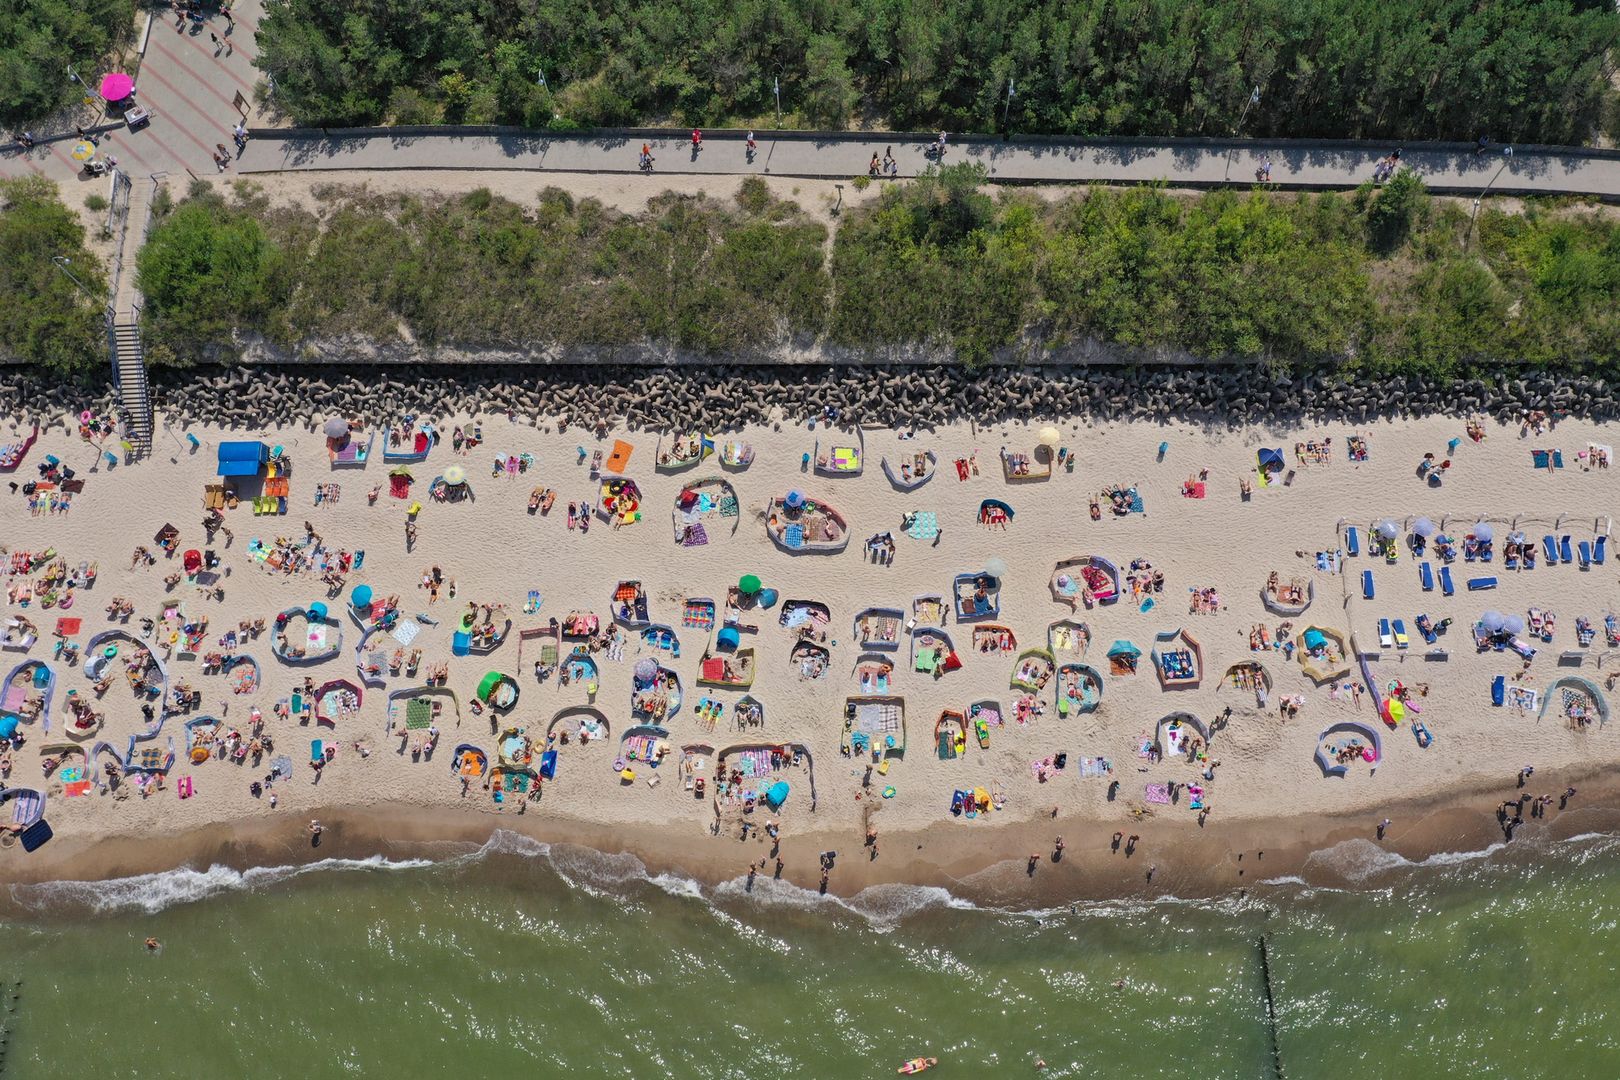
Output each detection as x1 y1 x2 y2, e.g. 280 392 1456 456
70 142 96 162
633 658 658 682
1480 610 1506 632
1502 614 1526 636
350 584 373 610
1412 517 1436 537
99 72 134 101
1375 519 1399 540
0 714 17 739
784 490 805 510
984 557 1008 581
738 574 761 595
1472 522 1494 543
389 465 413 478
1037 426 1062 448
322 417 350 439
1382 698 1405 726
308 602 328 620
443 465 466 485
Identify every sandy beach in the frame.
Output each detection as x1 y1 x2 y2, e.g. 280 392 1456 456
2 400 1617 901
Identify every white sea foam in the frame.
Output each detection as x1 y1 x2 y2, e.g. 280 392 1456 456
1303 837 1507 884
10 854 436 915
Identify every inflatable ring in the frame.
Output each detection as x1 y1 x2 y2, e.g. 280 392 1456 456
882 786 896 799
104 646 118 658
60 595 73 609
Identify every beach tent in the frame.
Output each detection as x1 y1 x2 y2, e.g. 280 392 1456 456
717 626 740 650
1303 628 1327 651
1106 640 1140 660
1257 448 1284 472
764 780 790 809
217 441 268 477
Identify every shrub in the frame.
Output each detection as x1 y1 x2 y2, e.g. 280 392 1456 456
0 178 107 372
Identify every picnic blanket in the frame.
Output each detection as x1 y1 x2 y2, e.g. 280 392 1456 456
1144 783 1172 804
391 621 421 647
405 698 433 730
905 511 939 541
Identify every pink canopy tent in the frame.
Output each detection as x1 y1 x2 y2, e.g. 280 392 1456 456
99 73 134 102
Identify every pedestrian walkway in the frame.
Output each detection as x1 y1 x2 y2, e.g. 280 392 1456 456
229 130 1620 200
0 0 267 187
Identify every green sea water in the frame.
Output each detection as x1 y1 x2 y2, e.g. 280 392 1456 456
3 830 1618 1079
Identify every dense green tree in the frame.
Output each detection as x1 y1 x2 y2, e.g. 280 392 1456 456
0 0 134 127
254 0 1620 142
0 177 106 372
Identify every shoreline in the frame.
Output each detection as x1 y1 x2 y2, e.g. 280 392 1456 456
9 761 1620 917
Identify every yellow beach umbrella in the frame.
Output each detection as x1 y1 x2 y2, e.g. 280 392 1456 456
70 142 96 162
1037 426 1061 448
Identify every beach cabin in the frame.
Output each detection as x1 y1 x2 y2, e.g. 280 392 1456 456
1056 663 1103 716
389 686 461 736
935 709 968 760
780 599 832 631
611 581 651 627
814 431 864 477
328 429 375 469
2 659 55 734
642 623 682 658
978 499 1014 528
0 787 48 851
854 608 904 651
971 624 1017 653
1000 445 1053 482
855 654 896 694
477 671 520 713
631 663 682 722
314 678 363 727
617 725 671 783
844 696 905 757
953 572 1001 622
882 450 936 491
517 624 561 677
383 421 436 463
791 640 831 680
765 493 849 554
1151 628 1204 689
1 615 37 652
271 606 343 664
548 706 611 746
1048 620 1090 657
910 628 961 678
673 477 740 547
1051 556 1120 609
1157 713 1211 758
1261 573 1314 616
1010 648 1056 692
699 649 756 688
598 477 642 526
718 439 754 470
1297 626 1352 682
912 594 949 626
656 433 713 473
1314 721 1382 778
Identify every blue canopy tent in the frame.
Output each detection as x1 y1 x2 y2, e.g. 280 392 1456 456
716 625 741 651
217 441 268 477
764 780 790 809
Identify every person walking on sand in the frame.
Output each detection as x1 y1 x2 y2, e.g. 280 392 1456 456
1027 853 1041 875
1053 836 1065 862
1377 818 1391 839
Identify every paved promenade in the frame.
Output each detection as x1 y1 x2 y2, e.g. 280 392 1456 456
231 130 1620 199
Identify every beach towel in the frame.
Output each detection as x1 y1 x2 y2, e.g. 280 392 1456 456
905 511 939 541
1144 783 1171 804
682 523 709 547
1128 490 1145 513
783 523 805 549
391 621 421 647
719 495 739 518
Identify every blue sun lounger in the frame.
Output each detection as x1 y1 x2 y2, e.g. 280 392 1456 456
1362 570 1374 599
1378 618 1394 649
1579 541 1592 569
1392 619 1410 649
1439 566 1455 596
1560 535 1573 564
1467 576 1498 591
1419 562 1434 592
1345 527 1360 557
1543 535 1558 564
1596 536 1608 565
1491 674 1505 707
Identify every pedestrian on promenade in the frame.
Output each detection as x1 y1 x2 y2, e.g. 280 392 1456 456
638 143 653 172
745 130 756 159
690 128 702 156
233 121 248 147
868 152 880 177
883 147 896 175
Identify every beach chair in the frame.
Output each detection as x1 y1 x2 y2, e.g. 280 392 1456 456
1378 618 1394 649
1439 567 1455 596
1467 577 1497 591
1579 541 1592 569
1504 548 1518 571
1392 619 1410 649
1560 535 1573 564
1491 675 1505 707
1595 536 1608 565
1345 527 1360 557
1543 535 1558 564
1416 614 1438 644
1361 570 1374 600
1419 562 1434 592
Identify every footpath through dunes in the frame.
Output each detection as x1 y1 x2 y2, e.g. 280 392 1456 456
232 129 1620 200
